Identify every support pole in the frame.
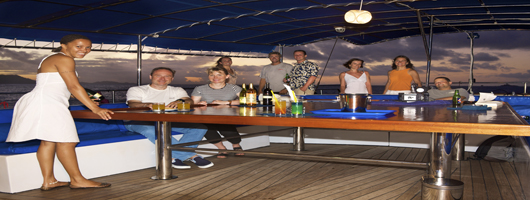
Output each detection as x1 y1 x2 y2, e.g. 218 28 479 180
452 134 465 161
426 16 434 88
153 121 176 180
279 45 284 63
466 32 476 95
292 127 305 151
429 132 453 179
137 35 142 86
416 11 431 87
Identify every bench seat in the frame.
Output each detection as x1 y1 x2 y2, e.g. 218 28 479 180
0 103 270 193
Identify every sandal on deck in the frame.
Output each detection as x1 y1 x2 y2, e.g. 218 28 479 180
233 147 244 156
217 152 228 158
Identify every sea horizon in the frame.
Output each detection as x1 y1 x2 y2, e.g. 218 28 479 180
0 83 527 109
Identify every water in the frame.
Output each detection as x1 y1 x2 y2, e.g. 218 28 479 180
1 83 527 109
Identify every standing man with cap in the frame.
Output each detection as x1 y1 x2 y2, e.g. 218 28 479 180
288 50 319 95
257 52 293 96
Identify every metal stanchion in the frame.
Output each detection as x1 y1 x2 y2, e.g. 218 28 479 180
452 134 465 161
152 121 177 180
292 127 305 151
422 132 464 199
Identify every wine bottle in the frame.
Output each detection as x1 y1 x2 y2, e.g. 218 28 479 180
262 82 273 105
239 83 247 105
246 83 257 106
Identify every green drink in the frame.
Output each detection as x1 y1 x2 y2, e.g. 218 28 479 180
291 102 303 115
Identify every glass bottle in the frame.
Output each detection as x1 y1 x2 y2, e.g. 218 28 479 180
262 82 273 105
452 90 461 106
239 83 247 105
246 83 257 106
285 73 290 84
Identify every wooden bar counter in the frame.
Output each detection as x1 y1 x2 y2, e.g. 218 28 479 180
71 101 530 193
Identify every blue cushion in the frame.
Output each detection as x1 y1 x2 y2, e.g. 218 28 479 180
0 123 10 142
0 109 13 124
0 131 144 155
75 119 122 135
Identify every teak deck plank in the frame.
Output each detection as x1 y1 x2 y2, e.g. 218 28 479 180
500 162 527 200
470 160 487 199
0 144 526 200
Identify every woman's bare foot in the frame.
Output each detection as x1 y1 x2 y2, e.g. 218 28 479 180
40 181 70 191
69 179 111 189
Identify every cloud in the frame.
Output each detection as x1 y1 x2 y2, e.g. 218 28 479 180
493 70 530 80
430 30 530 50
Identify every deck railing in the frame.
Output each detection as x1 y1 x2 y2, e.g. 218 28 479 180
1 83 528 109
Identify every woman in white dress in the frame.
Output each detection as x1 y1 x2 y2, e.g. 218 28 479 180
339 58 373 94
6 34 114 190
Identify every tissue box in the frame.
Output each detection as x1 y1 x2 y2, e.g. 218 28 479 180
475 101 503 109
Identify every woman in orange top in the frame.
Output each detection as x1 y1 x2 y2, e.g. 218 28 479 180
383 55 422 94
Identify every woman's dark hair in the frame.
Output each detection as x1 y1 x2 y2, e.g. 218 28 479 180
208 66 229 77
391 55 414 70
52 34 91 52
343 58 364 69
216 56 232 67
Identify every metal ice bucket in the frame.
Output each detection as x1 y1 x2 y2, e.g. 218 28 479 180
339 93 368 112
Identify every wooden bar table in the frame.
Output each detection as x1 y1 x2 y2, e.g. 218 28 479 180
71 101 530 182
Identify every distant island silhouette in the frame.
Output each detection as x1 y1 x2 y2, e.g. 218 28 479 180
0 75 35 84
0 75 136 85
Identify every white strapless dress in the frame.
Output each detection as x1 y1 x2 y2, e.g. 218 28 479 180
6 53 79 142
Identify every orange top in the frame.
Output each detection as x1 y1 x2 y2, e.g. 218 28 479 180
388 69 413 90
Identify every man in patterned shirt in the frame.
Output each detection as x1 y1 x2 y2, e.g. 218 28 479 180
289 50 319 95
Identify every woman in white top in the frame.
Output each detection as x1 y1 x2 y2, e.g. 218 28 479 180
339 58 373 94
216 56 237 85
6 34 113 190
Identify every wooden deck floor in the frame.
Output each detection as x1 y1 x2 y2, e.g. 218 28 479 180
0 144 526 200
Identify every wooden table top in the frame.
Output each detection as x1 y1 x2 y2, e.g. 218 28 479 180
70 101 530 136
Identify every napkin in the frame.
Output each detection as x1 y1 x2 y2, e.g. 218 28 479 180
475 92 503 109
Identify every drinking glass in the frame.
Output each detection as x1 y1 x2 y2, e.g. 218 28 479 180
291 101 304 115
274 100 287 115
177 101 191 111
152 102 165 113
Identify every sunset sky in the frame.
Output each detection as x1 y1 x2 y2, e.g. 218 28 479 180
1 30 529 87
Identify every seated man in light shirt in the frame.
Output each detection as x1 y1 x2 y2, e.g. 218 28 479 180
428 77 470 101
125 67 213 169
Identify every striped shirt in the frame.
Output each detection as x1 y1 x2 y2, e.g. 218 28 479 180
191 83 242 103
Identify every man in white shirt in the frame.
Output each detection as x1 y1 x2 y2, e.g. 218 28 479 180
125 67 213 169
257 52 293 95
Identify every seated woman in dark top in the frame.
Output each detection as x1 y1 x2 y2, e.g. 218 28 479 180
191 67 243 158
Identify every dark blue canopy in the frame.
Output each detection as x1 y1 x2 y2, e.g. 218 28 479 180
1 0 530 53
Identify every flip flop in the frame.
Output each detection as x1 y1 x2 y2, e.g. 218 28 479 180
217 152 228 158
233 147 244 156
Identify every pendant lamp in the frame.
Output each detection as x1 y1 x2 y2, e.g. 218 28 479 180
344 0 372 24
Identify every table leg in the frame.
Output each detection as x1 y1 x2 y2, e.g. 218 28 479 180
429 132 453 179
452 134 465 161
152 121 177 180
292 127 305 151
422 132 464 199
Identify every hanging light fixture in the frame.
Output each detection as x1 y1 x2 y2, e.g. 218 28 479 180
344 0 372 24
